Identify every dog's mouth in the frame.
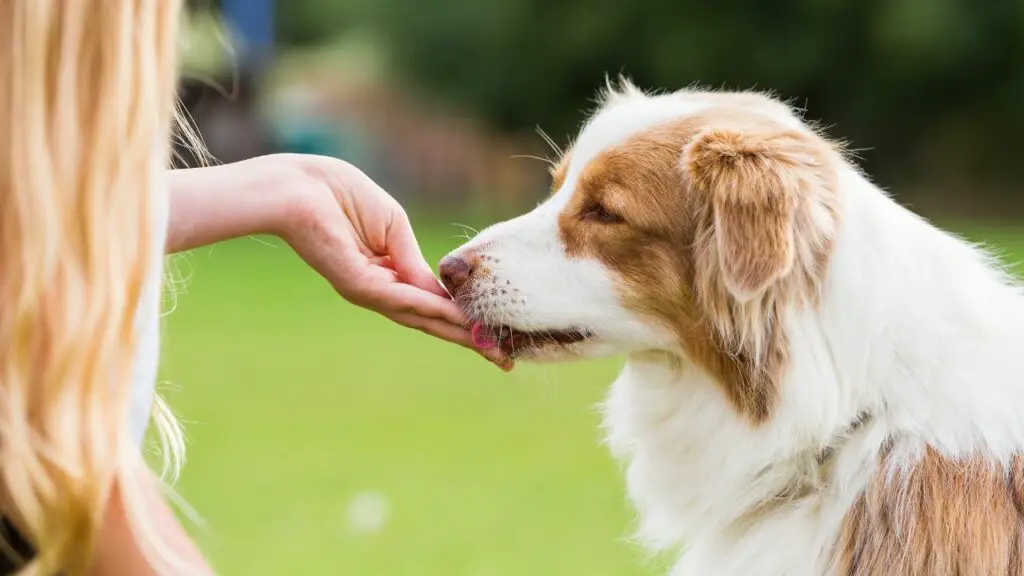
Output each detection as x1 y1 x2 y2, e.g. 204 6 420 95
470 322 591 356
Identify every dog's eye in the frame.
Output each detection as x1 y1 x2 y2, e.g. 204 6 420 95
582 203 623 224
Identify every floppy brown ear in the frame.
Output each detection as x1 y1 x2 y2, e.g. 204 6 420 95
684 129 822 302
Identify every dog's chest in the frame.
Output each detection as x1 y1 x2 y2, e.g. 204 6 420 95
602 360 853 576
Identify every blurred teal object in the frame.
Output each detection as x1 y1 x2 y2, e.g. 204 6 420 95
278 120 346 158
274 114 382 178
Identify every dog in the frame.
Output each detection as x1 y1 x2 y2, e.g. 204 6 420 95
438 79 1024 575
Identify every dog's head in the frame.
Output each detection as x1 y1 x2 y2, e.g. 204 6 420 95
441 81 844 422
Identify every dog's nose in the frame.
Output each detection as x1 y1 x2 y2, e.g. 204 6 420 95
439 255 474 296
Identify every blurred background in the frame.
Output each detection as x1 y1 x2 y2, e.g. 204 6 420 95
163 1 1024 574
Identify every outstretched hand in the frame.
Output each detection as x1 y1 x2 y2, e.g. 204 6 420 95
277 155 513 370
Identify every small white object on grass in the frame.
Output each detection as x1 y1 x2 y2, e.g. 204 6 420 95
345 490 391 535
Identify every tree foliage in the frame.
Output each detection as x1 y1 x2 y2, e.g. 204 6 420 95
281 0 1024 197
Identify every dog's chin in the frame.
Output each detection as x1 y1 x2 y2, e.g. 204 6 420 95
506 336 633 363
469 321 599 362
507 339 598 362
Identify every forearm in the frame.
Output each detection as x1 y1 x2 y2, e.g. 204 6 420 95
166 156 302 254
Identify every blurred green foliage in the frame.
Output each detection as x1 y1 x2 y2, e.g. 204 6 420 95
275 0 1024 199
276 0 364 47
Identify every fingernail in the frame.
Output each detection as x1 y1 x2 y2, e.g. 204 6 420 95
436 277 454 298
481 350 513 372
494 356 514 372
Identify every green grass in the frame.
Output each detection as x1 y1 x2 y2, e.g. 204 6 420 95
157 218 1024 575
156 219 664 576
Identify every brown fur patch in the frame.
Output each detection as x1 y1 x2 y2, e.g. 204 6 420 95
836 448 1024 576
556 103 840 423
687 130 798 299
550 152 571 193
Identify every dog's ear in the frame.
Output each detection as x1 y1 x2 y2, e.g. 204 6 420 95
684 128 825 302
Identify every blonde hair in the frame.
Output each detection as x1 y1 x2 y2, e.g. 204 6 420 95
0 1 196 573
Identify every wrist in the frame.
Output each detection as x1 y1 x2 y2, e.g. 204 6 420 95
166 154 309 253
247 154 313 238
275 154 357 243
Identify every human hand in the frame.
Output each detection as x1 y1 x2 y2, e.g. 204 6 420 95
272 154 513 370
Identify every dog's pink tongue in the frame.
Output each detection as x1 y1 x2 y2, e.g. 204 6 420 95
471 322 498 349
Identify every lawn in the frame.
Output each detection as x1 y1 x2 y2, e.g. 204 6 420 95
155 216 1024 576
156 217 664 576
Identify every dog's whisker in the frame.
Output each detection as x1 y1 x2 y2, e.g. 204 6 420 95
510 154 556 168
451 222 480 236
536 126 563 157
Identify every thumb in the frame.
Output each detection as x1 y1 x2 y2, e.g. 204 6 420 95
386 209 450 298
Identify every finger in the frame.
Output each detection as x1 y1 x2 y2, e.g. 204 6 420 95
336 261 399 303
369 255 395 270
387 312 514 371
384 209 450 298
366 265 400 284
374 283 469 326
392 313 474 347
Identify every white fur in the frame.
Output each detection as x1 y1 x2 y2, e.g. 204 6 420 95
445 86 1024 575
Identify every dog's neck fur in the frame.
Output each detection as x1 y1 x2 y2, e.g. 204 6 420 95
603 167 1024 575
